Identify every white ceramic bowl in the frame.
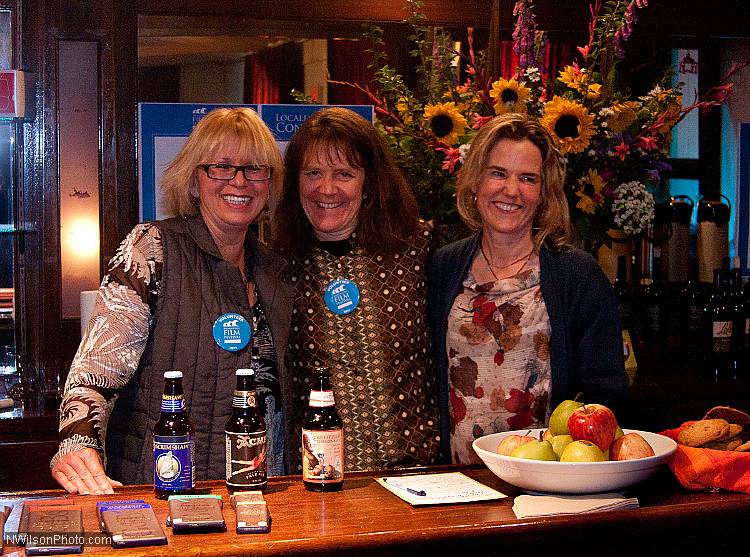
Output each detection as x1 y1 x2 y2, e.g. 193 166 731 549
472 428 677 494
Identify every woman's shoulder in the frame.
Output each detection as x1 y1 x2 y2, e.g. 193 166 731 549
433 231 479 262
118 222 163 257
541 244 610 286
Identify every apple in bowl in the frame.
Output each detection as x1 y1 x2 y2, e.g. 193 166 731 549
472 428 677 494
567 403 619 452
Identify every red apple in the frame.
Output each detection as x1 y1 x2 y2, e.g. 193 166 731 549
609 432 655 461
567 403 618 452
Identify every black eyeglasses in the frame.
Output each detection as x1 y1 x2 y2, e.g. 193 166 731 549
199 164 273 181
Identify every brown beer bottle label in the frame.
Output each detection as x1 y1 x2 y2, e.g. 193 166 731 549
301 428 344 484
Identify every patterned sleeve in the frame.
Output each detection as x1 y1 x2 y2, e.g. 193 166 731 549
50 223 163 470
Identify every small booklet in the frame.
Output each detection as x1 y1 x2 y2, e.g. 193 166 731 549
166 494 226 533
96 500 167 548
376 472 507 506
24 504 84 555
230 492 271 534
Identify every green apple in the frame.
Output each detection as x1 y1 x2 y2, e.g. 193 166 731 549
548 399 584 435
559 440 606 462
615 426 624 439
509 439 557 461
541 428 554 441
549 434 574 459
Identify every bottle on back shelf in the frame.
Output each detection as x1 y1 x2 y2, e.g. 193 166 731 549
302 366 344 492
704 267 735 381
730 267 747 376
679 259 706 358
225 357 268 493
613 255 634 334
153 370 195 499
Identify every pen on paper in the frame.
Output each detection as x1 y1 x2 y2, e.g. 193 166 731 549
383 478 427 497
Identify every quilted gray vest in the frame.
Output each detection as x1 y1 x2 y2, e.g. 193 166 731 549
105 215 293 484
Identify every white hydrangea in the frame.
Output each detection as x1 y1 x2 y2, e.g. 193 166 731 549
524 67 542 83
458 143 471 163
612 180 655 236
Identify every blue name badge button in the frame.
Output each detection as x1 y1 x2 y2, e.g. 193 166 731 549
324 278 360 315
212 313 252 351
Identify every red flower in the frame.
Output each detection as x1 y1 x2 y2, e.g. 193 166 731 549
450 387 467 423
494 350 505 366
472 295 497 328
634 135 658 151
612 140 630 161
505 388 536 430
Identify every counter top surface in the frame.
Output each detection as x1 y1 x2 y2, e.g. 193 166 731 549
2 465 749 556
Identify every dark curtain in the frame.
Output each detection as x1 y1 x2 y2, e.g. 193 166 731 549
496 39 575 83
327 39 375 105
244 42 304 104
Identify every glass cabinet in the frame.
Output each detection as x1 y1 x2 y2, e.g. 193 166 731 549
0 8 17 402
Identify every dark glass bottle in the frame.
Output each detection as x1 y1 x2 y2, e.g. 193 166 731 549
225 360 268 493
729 268 747 376
153 370 195 499
704 269 734 380
638 277 663 343
679 260 705 355
613 255 634 333
302 367 344 492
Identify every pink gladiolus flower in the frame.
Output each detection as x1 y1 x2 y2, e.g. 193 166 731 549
473 115 494 129
438 147 462 173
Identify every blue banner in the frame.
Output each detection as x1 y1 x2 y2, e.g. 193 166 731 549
138 103 374 222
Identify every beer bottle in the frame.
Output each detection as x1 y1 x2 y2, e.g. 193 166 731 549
302 367 344 492
153 370 195 499
225 361 267 493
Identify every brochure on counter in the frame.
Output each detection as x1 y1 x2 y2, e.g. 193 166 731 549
376 472 507 506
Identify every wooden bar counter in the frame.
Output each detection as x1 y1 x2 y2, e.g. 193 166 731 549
2 465 749 556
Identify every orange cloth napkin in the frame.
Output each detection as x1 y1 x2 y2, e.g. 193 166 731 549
660 422 750 495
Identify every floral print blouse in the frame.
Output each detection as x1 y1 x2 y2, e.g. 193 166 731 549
446 256 551 464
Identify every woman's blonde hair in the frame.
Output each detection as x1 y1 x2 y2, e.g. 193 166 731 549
160 107 283 217
456 113 572 250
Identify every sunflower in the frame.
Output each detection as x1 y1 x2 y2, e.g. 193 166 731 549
423 102 467 146
557 65 582 89
608 101 639 132
489 78 530 115
540 97 595 154
575 169 606 214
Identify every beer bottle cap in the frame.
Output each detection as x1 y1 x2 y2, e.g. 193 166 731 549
236 368 254 376
164 370 183 379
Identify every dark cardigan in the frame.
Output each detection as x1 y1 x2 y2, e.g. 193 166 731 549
426 231 627 459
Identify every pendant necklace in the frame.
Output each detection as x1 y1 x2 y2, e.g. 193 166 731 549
480 243 534 282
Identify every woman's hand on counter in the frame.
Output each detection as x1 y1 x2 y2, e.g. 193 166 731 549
51 447 123 495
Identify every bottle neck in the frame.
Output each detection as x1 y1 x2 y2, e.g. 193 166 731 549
309 387 335 408
161 379 185 413
233 369 257 409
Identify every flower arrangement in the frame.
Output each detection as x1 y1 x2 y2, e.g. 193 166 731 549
323 0 741 246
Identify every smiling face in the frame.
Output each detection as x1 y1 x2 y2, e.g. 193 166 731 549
299 145 365 241
474 138 543 247
195 140 270 238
